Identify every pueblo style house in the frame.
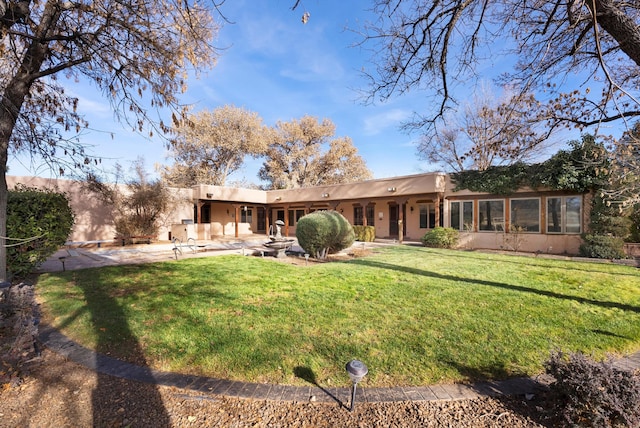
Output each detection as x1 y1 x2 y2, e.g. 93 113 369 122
8 172 588 255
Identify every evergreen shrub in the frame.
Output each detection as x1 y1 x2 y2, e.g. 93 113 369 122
421 227 459 249
7 185 75 278
353 225 375 242
296 211 354 259
579 234 626 259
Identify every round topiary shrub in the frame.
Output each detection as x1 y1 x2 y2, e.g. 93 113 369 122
421 227 459 249
296 210 354 259
328 210 355 253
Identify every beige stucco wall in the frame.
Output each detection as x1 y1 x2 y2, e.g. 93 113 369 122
8 176 194 243
457 231 583 254
8 175 117 242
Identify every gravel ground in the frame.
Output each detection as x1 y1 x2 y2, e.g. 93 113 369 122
1 281 558 427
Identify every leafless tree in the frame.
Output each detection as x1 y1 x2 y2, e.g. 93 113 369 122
418 87 553 171
359 0 640 134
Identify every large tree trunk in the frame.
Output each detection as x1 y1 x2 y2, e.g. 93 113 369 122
590 0 640 67
0 15 52 282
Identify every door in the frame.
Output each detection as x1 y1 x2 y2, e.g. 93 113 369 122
257 207 266 233
389 205 398 237
388 204 406 238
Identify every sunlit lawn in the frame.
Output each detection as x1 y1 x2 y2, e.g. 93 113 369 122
37 245 640 387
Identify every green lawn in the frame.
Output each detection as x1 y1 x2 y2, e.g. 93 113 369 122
37 245 640 387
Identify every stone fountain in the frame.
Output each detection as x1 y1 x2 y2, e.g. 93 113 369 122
263 220 295 258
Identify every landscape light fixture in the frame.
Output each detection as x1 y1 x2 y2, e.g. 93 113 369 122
345 359 368 411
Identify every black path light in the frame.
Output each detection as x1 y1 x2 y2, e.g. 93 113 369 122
345 359 368 411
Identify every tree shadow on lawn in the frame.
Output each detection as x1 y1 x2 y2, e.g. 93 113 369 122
348 259 640 314
406 246 640 278
74 273 172 426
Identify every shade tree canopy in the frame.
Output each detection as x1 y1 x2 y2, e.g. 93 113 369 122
161 106 269 187
258 115 372 189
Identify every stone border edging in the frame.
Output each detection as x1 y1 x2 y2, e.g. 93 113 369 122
39 325 556 404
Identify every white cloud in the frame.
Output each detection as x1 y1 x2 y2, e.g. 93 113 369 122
362 109 412 136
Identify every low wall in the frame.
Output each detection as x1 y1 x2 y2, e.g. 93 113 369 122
624 243 640 258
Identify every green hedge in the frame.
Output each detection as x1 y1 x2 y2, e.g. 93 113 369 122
421 227 459 249
353 225 375 242
579 234 626 259
7 185 75 278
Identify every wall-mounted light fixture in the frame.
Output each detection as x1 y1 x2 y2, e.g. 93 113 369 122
206 193 213 198
321 193 330 198
387 187 396 192
410 206 414 212
275 196 282 201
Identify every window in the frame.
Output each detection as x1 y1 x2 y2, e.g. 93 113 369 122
366 205 375 226
288 209 305 225
510 199 540 233
240 208 252 224
547 196 582 234
354 206 375 226
450 201 473 231
478 200 504 231
354 206 363 225
419 204 436 229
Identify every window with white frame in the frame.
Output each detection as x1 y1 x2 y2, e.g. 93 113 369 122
478 200 505 231
510 198 540 233
450 201 473 231
547 196 582 234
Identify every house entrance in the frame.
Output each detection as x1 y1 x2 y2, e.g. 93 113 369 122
388 204 406 238
257 207 266 233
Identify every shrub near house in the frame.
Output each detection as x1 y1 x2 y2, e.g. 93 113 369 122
421 227 459 249
7 185 74 278
296 211 354 259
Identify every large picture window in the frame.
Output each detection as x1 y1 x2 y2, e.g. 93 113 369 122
478 200 504 231
510 199 540 233
547 196 582 234
450 201 473 231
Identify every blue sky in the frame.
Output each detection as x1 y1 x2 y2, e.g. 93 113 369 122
8 1 592 184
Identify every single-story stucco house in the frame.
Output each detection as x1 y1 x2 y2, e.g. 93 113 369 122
7 172 590 255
